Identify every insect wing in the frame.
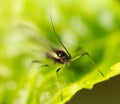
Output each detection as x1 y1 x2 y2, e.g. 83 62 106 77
18 24 58 53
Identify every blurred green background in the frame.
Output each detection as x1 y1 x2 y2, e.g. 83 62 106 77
0 0 120 104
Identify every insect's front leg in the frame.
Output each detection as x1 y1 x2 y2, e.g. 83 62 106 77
72 52 105 77
56 68 63 101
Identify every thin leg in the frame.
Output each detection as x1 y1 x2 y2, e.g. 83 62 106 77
56 68 63 101
31 60 41 64
38 64 49 69
72 52 104 77
29 60 41 69
30 60 41 67
30 60 49 69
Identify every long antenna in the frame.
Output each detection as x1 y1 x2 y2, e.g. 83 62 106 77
49 4 71 57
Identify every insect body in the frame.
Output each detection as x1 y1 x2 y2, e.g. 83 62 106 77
46 49 71 64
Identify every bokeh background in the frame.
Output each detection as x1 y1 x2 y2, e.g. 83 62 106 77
0 0 120 104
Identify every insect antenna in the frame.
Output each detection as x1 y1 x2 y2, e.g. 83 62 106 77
49 5 71 57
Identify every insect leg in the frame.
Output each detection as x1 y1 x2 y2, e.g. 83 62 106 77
30 60 41 66
56 68 63 101
29 60 41 69
30 60 49 69
72 52 104 77
38 64 49 69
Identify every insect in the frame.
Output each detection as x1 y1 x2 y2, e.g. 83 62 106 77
19 5 104 101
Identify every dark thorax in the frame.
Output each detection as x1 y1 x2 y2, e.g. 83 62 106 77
46 48 71 64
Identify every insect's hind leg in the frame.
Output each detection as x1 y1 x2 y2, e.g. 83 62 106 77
72 52 104 77
56 68 63 101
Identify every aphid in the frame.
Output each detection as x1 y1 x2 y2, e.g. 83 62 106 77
19 5 104 101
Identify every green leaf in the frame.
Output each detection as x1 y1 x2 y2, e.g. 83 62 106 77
22 61 120 104
62 62 120 104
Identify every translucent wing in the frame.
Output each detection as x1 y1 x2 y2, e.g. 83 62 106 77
18 24 71 64
18 24 58 53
